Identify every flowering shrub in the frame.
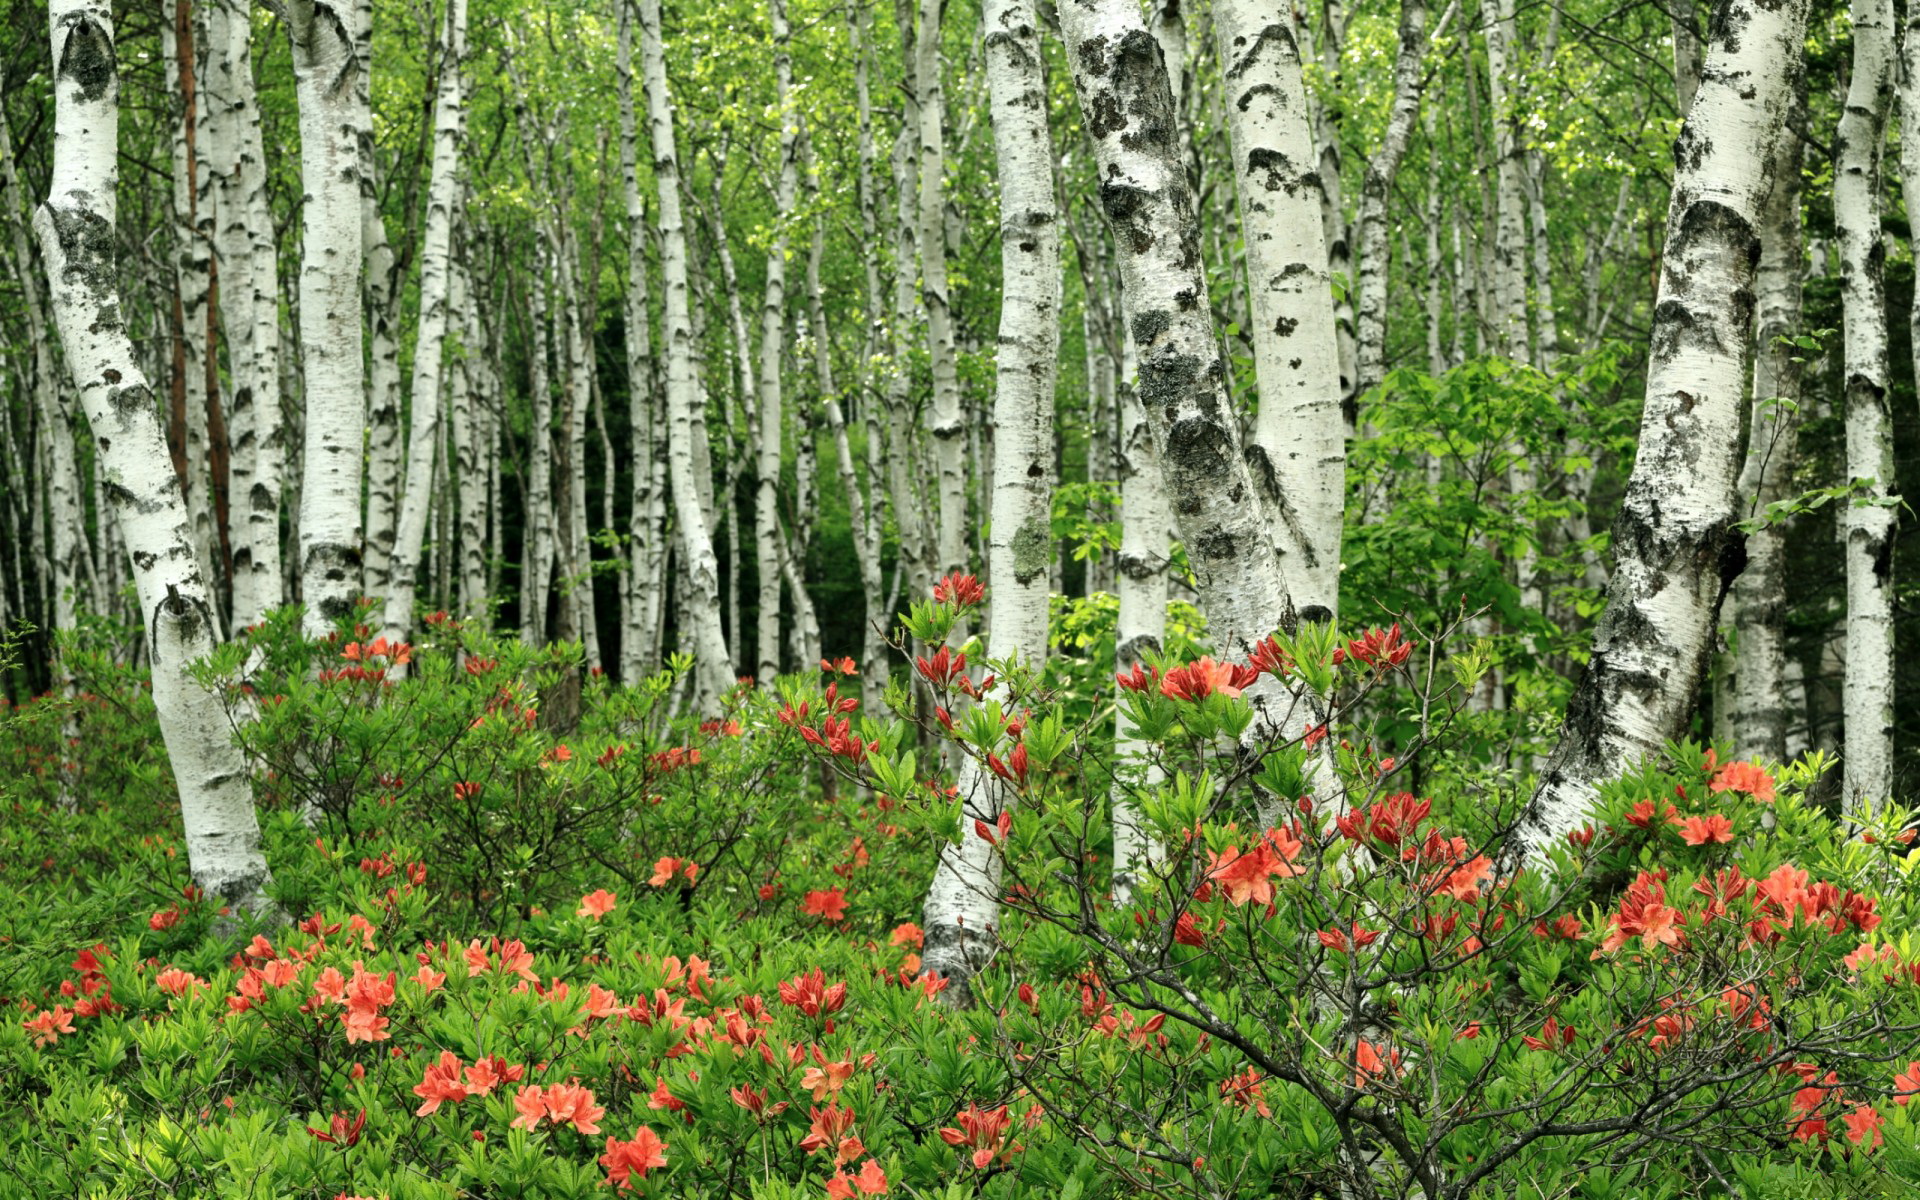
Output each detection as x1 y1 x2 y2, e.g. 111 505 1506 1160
2 592 1918 1199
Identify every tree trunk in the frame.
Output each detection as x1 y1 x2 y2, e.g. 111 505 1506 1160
1836 0 1896 812
382 0 466 647
918 0 968 582
619 0 664 684
1212 0 1348 618
922 0 1060 1004
1354 0 1443 398
288 0 369 636
1523 0 1810 850
755 0 801 683
640 0 735 709
37 0 273 915
1059 0 1291 657
1730 88 1805 763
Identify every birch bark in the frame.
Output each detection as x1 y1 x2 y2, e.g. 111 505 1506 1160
1523 0 1809 850
1835 0 1896 812
921 0 1059 1003
1730 92 1804 763
1060 0 1290 657
288 0 369 635
619 0 664 683
382 0 465 647
918 0 968 581
37 0 273 914
756 0 801 683
211 0 283 627
641 0 735 709
1212 0 1346 617
1353 0 1440 398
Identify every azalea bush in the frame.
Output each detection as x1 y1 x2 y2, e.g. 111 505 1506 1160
4 582 1920 1199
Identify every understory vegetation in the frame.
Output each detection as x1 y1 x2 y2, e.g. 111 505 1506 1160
4 590 1919 1200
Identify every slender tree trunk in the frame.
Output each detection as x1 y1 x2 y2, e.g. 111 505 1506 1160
619 0 663 683
1730 90 1805 763
37 0 273 914
1836 0 1896 812
288 0 369 635
521 252 556 644
1354 0 1444 398
1212 0 1347 618
922 0 1059 1004
382 0 465 647
451 223 487 621
918 0 967 581
1524 0 1809 850
887 16 933 604
754 0 800 683
641 0 735 708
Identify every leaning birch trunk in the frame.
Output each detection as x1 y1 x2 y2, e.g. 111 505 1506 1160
37 0 273 915
640 0 734 710
755 0 800 683
362 195 403 593
1730 89 1805 763
918 0 968 582
921 0 1059 1004
1212 0 1347 618
1059 0 1291 658
288 0 368 636
382 0 465 648
1836 0 1896 814
1522 0 1809 851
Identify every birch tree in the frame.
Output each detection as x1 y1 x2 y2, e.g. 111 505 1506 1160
918 0 968 582
1062 0 1305 662
383 0 467 646
921 0 1059 1003
1835 0 1896 812
287 0 369 636
1211 0 1346 618
1523 0 1810 850
641 0 735 710
1729 89 1804 763
756 0 801 683
37 0 273 914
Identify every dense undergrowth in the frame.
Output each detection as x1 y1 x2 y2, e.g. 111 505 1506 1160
3 593 1919 1200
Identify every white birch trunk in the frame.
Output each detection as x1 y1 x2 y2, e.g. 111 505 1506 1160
1524 0 1809 851
641 0 734 708
1353 0 1444 398
211 0 283 628
521 251 556 644
362 196 403 593
618 0 663 683
1730 94 1804 763
288 0 368 635
922 0 1059 1003
918 0 967 581
1213 0 1347 618
755 0 800 683
1059 0 1290 657
451 225 487 621
1836 0 1896 812
382 0 465 647
1111 315 1171 903
37 0 272 914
